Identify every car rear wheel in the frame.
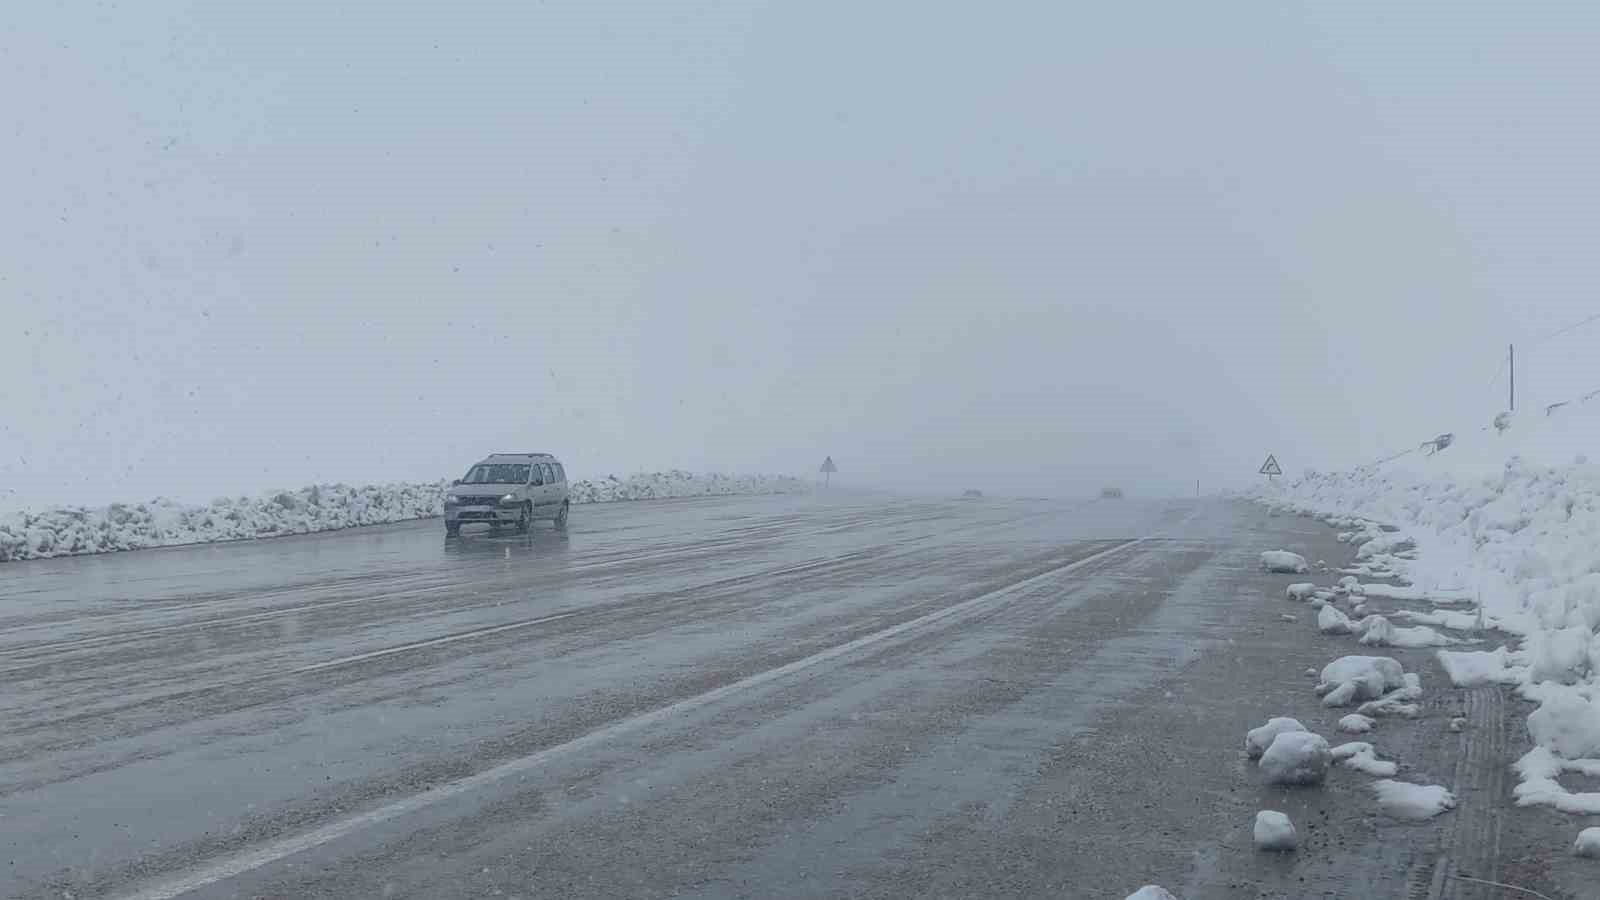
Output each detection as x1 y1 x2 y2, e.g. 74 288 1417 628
555 502 569 529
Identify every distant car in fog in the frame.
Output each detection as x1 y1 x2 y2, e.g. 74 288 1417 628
444 452 570 536
1100 487 1124 499
962 489 984 498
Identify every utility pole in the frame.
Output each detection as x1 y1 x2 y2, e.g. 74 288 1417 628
1509 343 1516 411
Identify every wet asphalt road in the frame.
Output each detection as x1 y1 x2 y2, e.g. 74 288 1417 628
0 492 1504 899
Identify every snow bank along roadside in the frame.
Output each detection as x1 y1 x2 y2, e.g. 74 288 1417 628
0 471 810 562
1255 399 1600 825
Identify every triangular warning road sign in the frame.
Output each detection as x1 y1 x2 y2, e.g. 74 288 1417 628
1258 454 1282 476
820 456 837 474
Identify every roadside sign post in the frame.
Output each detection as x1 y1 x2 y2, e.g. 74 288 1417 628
819 456 837 487
1258 454 1282 480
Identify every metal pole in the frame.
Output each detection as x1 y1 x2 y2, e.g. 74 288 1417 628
1509 343 1515 411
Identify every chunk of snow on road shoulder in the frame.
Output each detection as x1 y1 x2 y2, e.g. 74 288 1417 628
1528 626 1594 685
1527 693 1600 759
1512 747 1600 815
1339 714 1376 734
1253 811 1298 851
1357 615 1394 645
1261 550 1310 574
1280 613 1298 622
1575 827 1600 858
1338 575 1364 594
1286 583 1316 601
1332 742 1399 777
1357 697 1422 719
1358 582 1424 600
1320 655 1406 689
1318 604 1354 635
1260 731 1332 785
1359 616 1459 648
1317 656 1405 706
1245 717 1308 759
1373 780 1456 820
1394 609 1482 631
1437 648 1517 687
1124 887 1179 900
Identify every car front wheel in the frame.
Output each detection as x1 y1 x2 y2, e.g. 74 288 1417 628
555 502 569 529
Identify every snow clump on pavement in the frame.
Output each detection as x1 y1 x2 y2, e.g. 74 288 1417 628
1437 648 1523 687
1259 731 1332 785
1372 780 1456 820
1331 742 1399 777
1255 400 1600 816
1316 655 1406 707
1123 888 1178 900
1245 717 1307 759
1253 811 1298 851
1575 827 1600 858
1357 615 1458 648
1338 714 1376 734
1260 550 1310 573
1512 748 1600 814
1526 693 1600 760
0 471 810 562
1286 582 1317 601
1317 604 1355 635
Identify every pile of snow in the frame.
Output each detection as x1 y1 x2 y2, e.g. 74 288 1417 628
1261 550 1310 573
1245 717 1307 759
1338 714 1376 734
1331 742 1398 777
1255 400 1600 816
1372 780 1456 820
1575 827 1600 859
1437 648 1523 687
1318 605 1355 635
1316 655 1406 707
0 471 810 562
1286 582 1317 601
1511 747 1600 815
1357 615 1458 648
1260 731 1332 785
1253 810 1297 851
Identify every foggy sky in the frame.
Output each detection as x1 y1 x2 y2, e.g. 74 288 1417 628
7 2 1600 509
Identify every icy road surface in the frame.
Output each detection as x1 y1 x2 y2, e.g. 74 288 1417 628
0 494 1496 898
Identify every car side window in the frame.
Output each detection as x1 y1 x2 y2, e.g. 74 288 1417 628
542 463 556 484
554 463 565 483
530 465 543 486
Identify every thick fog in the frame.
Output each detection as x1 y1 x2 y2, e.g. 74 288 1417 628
7 2 1600 509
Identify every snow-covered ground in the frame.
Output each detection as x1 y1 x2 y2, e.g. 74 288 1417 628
0 471 810 562
1256 397 1600 823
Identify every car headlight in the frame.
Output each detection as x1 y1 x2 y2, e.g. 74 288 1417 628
444 495 460 506
500 493 518 504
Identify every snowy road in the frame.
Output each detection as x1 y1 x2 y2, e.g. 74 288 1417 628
0 494 1498 898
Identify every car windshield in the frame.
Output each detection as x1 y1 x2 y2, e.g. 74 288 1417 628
461 464 528 484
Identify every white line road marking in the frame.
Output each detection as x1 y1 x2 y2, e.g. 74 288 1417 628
0 585 462 667
291 612 579 674
287 551 877 675
113 537 1146 900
